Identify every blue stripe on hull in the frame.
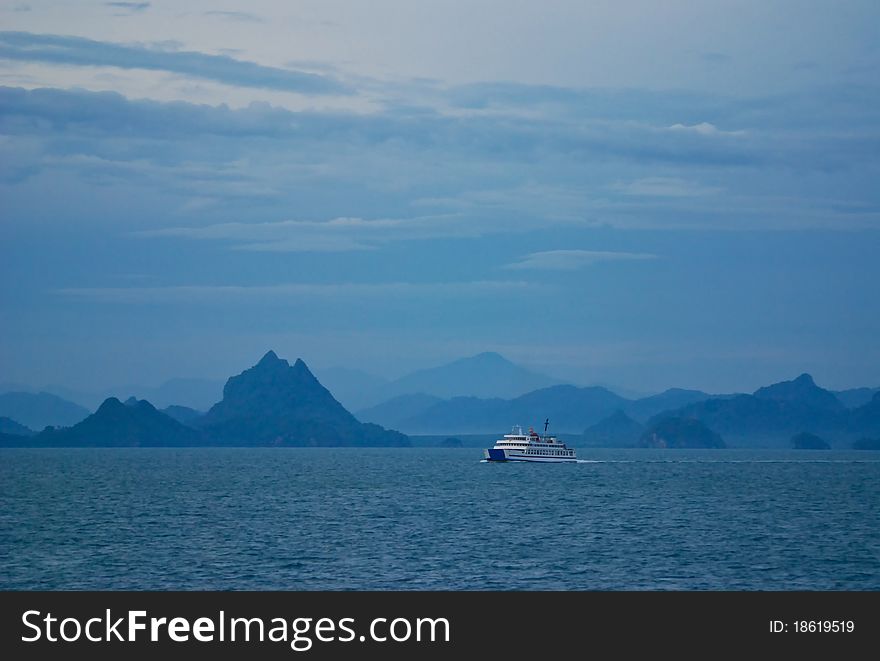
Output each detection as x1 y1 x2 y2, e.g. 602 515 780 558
484 448 577 463
486 448 507 461
503 457 578 463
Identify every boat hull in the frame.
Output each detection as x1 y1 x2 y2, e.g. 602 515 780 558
483 448 577 463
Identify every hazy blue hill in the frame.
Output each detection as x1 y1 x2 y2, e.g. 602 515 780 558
123 378 223 411
9 362 876 447
853 437 880 450
198 351 408 447
400 384 627 434
791 431 830 449
849 392 880 436
640 417 725 449
400 396 510 434
0 416 34 436
625 388 713 422
583 410 644 447
357 393 443 428
368 382 714 435
34 397 203 447
358 381 721 436
834 387 880 409
0 382 95 409
667 394 787 434
659 374 848 443
754 373 845 412
375 352 560 404
161 405 203 426
0 432 32 447
513 384 628 431
0 391 91 429
41 384 104 409
36 378 223 411
313 367 389 412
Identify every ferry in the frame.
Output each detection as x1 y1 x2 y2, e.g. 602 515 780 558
483 419 577 463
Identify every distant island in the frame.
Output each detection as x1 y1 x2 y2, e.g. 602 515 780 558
38 397 203 447
196 351 408 447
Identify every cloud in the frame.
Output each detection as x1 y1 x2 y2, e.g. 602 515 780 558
444 82 736 127
505 250 658 271
1 84 878 235
105 2 150 12
0 85 764 167
0 32 350 95
56 280 537 304
667 121 745 136
612 177 721 197
203 10 263 23
134 214 505 252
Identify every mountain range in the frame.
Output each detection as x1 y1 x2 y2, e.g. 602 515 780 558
833 387 880 409
664 374 870 446
311 367 391 412
1 350 878 449
583 411 644 447
0 391 91 430
360 384 716 434
0 416 34 436
31 397 204 447
359 371 880 448
0 378 223 411
322 352 562 410
0 352 407 448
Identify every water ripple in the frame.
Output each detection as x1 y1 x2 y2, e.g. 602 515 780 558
1 447 878 590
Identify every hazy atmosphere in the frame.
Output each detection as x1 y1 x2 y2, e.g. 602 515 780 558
2 0 879 395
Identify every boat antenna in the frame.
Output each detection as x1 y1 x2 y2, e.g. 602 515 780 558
544 418 550 434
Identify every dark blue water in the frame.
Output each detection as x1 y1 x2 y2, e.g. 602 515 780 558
1 448 878 590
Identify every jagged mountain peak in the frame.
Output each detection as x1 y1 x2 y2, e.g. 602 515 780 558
256 349 288 368
199 351 408 447
97 396 125 412
754 373 843 411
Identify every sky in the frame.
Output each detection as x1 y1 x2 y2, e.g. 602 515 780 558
1 0 879 395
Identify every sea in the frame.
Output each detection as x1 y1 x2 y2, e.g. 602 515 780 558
1 448 878 590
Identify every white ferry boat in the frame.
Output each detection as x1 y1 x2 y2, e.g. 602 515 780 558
483 419 577 463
